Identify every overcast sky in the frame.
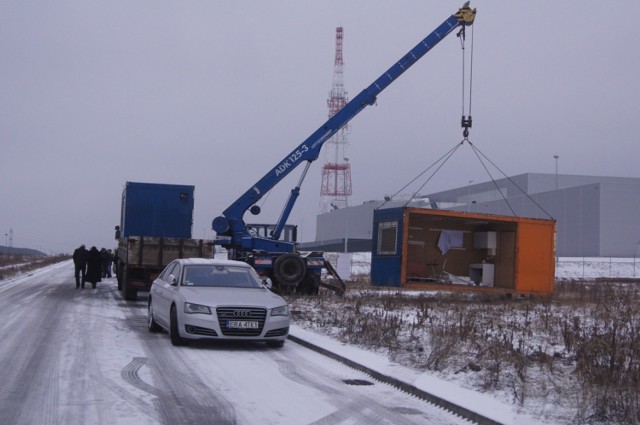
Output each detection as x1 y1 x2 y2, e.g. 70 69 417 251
2 1 639 254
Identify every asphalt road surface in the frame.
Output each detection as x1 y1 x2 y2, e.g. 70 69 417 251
0 261 473 425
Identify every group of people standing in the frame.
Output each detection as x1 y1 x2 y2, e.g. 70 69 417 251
72 245 115 289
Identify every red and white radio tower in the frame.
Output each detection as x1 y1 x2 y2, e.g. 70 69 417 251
320 27 352 214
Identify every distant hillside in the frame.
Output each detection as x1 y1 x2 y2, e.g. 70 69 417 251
0 246 46 256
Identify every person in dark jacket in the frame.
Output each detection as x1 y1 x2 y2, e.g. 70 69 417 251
100 248 107 277
105 249 113 278
72 244 88 289
84 246 102 289
101 248 114 278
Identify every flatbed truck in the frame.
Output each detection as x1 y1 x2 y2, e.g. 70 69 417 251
114 182 213 300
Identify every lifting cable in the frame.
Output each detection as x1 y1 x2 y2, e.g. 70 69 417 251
382 138 555 220
379 21 555 221
458 23 554 221
458 21 473 140
467 141 556 220
377 141 465 210
377 23 476 210
402 142 464 207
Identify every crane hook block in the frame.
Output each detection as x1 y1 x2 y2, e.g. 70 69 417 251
454 2 476 25
461 115 472 138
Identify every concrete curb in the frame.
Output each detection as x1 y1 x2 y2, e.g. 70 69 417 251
288 334 503 425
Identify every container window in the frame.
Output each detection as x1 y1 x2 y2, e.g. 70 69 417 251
377 221 398 255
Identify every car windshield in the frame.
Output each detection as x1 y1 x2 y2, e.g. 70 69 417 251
182 265 263 288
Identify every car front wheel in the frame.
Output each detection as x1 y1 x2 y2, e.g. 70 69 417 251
148 301 161 333
170 305 187 346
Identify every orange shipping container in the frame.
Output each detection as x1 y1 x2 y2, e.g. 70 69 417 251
371 207 556 295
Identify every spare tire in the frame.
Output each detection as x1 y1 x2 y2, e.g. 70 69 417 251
273 253 306 286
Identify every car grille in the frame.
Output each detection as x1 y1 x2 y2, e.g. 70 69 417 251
216 307 267 336
265 327 289 337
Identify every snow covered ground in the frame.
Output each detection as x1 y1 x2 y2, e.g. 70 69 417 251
327 252 640 281
2 257 637 424
290 255 640 425
290 324 544 425
0 261 477 425
555 257 639 280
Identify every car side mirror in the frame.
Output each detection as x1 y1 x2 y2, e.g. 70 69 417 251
168 274 178 286
262 277 272 290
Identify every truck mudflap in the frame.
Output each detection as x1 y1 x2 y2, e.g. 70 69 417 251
320 260 346 296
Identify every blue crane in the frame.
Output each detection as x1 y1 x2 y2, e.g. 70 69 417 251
212 3 476 294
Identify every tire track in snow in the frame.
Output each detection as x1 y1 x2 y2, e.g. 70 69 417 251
120 302 237 425
0 279 67 425
121 357 162 397
60 284 119 425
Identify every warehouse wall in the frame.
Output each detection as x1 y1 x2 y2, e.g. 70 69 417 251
554 185 601 257
316 199 430 242
456 185 600 257
313 173 640 257
600 183 640 257
315 201 381 241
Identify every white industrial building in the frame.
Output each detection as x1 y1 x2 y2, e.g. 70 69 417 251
302 173 640 257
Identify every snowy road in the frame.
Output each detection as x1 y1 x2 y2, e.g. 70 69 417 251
0 261 473 425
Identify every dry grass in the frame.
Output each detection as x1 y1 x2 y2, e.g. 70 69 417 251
288 278 640 425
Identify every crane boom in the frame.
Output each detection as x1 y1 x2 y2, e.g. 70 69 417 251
212 3 476 292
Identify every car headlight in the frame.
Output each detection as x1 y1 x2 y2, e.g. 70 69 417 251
271 305 289 317
184 302 212 315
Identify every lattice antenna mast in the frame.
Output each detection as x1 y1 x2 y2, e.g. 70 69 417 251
320 27 352 214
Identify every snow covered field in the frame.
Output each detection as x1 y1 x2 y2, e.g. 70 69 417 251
290 256 640 425
326 253 640 281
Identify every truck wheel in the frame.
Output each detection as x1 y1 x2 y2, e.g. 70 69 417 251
122 270 137 301
170 306 187 346
148 301 161 333
116 262 122 290
273 254 306 287
298 274 320 295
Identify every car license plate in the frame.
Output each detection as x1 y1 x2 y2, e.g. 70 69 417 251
226 320 259 329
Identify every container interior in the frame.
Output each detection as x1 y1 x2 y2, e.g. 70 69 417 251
404 212 518 290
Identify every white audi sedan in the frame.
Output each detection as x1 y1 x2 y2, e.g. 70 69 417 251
148 258 289 347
